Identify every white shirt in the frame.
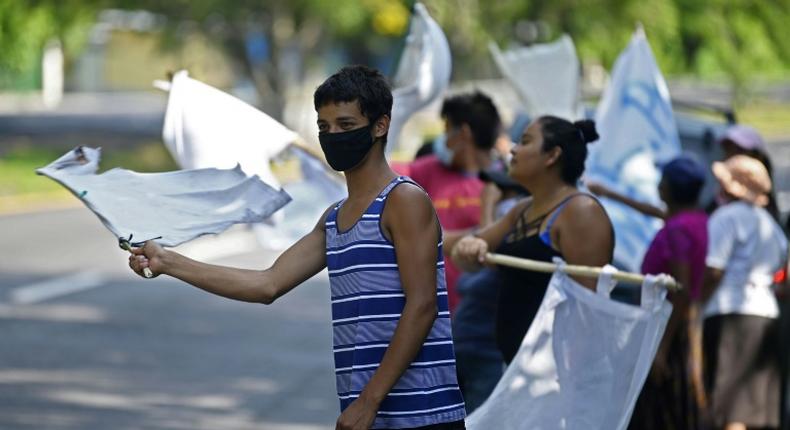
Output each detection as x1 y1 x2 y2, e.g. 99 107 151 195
704 201 788 319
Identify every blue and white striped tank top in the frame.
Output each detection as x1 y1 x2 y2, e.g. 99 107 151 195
325 176 466 429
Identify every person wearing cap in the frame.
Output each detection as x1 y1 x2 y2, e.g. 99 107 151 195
702 155 789 430
589 156 710 429
720 124 766 158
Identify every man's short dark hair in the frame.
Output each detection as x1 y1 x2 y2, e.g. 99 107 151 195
440 91 501 151
314 65 393 142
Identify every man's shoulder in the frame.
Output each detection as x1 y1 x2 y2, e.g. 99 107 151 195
388 180 432 207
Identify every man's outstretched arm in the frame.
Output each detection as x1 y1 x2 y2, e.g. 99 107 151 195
129 208 331 304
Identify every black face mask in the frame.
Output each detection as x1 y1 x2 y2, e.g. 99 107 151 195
319 124 376 171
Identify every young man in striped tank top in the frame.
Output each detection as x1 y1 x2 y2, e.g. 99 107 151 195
129 65 466 429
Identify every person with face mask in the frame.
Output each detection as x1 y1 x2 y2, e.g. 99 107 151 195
128 65 466 430
394 92 502 313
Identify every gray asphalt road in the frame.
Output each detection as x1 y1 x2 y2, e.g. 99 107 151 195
0 207 338 430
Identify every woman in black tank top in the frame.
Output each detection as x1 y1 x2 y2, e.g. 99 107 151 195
452 116 615 364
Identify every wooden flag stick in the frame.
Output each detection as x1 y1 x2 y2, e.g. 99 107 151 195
485 253 681 292
119 240 154 279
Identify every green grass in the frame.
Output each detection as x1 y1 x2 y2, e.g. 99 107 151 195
737 101 790 141
0 145 66 196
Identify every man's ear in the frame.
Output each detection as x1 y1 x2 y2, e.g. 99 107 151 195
374 115 390 139
460 123 473 144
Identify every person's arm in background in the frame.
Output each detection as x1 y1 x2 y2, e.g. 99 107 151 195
587 181 667 220
129 206 332 304
653 259 692 378
701 267 725 305
653 225 698 378
443 229 475 262
451 199 528 272
335 184 442 430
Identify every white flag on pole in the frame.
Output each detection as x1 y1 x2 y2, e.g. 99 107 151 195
388 2 452 148
467 264 672 430
585 27 681 272
159 70 298 189
37 147 291 247
490 35 581 120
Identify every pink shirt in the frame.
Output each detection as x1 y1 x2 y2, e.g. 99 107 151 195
393 155 484 311
641 210 708 300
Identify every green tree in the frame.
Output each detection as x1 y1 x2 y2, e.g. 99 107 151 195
424 0 790 101
3 0 789 105
110 0 411 118
0 0 97 90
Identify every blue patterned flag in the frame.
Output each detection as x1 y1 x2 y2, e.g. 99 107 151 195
585 27 681 272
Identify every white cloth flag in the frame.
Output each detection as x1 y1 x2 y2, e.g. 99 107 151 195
467 264 672 430
252 147 348 250
490 35 581 120
292 146 346 203
585 28 681 272
388 2 451 148
37 147 291 247
159 70 298 189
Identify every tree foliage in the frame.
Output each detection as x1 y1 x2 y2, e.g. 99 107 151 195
428 0 790 87
2 0 789 102
0 0 98 89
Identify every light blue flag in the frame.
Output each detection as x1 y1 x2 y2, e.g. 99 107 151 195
585 27 681 272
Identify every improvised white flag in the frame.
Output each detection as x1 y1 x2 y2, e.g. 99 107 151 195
585 27 681 272
292 146 346 203
490 35 581 120
467 263 672 430
37 147 291 247
388 2 452 148
252 146 348 250
159 70 298 189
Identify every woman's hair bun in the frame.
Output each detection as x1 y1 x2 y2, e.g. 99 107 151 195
573 119 599 144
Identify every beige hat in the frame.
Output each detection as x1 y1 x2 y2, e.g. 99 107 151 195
712 155 772 206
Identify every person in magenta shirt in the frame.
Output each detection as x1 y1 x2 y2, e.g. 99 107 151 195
589 155 709 429
394 92 502 312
